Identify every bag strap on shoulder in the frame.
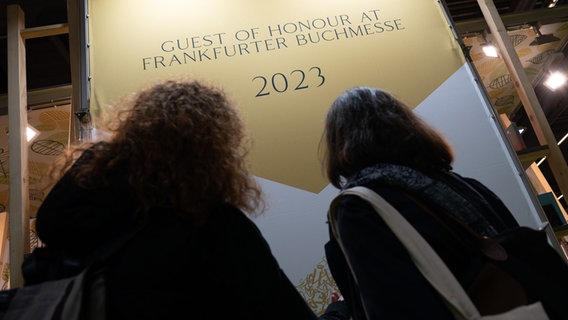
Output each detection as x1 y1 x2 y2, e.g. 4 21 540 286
329 186 480 320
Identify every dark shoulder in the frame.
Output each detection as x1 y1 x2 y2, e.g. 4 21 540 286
209 204 257 227
206 204 268 245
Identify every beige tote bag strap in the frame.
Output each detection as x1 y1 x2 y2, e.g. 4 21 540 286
329 186 480 320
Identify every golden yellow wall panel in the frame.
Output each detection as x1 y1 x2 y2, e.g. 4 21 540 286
88 0 464 192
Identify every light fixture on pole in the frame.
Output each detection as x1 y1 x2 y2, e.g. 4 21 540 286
480 30 498 58
530 23 560 46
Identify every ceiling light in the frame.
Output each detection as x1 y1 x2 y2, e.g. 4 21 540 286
4 125 40 143
558 132 568 145
530 24 560 46
26 125 40 143
482 44 499 57
544 71 567 90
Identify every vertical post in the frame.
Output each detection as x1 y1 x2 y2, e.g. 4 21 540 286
68 0 90 144
476 0 568 200
7 4 30 289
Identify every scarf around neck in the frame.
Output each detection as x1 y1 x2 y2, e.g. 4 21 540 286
345 163 498 237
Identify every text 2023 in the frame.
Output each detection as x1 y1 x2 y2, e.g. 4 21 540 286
252 67 325 97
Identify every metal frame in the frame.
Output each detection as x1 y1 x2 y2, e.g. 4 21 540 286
67 0 91 144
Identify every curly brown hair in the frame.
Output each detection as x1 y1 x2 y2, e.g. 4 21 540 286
51 80 263 222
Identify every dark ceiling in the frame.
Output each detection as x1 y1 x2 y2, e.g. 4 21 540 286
1 0 568 204
446 0 563 20
1 0 70 95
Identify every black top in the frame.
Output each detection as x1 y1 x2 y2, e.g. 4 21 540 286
325 164 519 320
34 154 318 320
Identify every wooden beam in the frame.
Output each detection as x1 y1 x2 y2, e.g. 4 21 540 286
517 146 550 169
477 0 568 203
7 4 31 289
21 23 69 40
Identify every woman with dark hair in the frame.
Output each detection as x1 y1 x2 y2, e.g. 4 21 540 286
31 79 321 319
322 87 519 319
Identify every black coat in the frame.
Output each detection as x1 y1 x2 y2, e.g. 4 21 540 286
325 165 519 320
34 163 318 320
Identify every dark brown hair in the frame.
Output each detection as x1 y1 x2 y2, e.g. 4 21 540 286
51 79 263 221
322 87 454 188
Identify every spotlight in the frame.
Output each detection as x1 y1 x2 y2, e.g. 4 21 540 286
26 125 40 143
479 30 498 58
530 24 560 46
482 44 499 57
544 71 567 90
5 125 40 143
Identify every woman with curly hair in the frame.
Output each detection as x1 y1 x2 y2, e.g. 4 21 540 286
29 80 320 319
